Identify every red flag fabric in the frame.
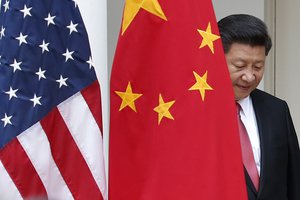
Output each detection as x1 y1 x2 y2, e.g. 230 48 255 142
109 0 248 199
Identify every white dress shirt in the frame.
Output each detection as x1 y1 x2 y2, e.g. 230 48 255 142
238 96 261 175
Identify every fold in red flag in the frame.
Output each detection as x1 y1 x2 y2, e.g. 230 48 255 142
109 0 248 199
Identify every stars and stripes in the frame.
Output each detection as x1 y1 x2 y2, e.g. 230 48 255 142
0 0 106 199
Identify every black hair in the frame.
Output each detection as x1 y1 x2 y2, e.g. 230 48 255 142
218 14 272 55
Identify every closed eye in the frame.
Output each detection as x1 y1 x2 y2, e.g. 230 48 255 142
254 65 263 70
234 64 246 69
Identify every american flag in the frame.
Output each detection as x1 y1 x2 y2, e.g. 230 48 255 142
0 0 106 199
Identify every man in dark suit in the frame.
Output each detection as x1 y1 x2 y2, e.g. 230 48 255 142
218 14 300 200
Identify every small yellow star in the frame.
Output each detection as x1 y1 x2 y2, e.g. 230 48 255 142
197 22 220 54
115 82 143 112
189 71 213 101
122 0 167 35
153 94 175 125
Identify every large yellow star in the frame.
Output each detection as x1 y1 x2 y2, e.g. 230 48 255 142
197 22 220 54
122 0 167 35
189 71 213 101
153 94 175 125
115 82 143 112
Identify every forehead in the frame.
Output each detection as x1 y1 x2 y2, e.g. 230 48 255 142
226 43 266 62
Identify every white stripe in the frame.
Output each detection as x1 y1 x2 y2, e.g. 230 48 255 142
58 92 107 199
77 0 109 193
17 123 74 200
0 160 23 200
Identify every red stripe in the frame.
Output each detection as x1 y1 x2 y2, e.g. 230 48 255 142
0 139 47 199
81 80 103 134
40 107 103 200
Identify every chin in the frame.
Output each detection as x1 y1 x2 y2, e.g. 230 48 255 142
234 88 252 100
234 92 250 101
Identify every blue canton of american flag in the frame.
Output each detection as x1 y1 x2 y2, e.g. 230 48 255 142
0 0 106 199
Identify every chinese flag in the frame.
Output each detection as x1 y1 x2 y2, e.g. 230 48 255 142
109 0 248 199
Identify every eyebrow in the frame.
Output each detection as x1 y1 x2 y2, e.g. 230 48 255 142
233 57 265 64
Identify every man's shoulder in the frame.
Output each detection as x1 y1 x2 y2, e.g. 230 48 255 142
251 89 287 107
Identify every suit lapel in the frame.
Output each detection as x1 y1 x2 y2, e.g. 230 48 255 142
251 90 271 198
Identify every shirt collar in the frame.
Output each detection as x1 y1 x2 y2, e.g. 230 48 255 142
237 96 252 118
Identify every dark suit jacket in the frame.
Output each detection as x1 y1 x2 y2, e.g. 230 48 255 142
245 89 300 200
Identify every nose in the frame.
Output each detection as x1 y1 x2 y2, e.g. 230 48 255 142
241 68 255 82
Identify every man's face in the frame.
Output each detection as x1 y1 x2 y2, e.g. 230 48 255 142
225 43 266 101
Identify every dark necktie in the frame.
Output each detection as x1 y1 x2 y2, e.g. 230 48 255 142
236 103 259 191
